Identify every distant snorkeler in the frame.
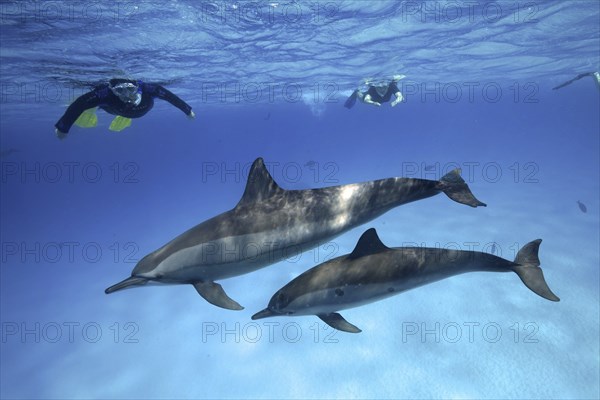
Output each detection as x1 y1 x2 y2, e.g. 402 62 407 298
54 78 195 139
552 72 600 91
344 74 405 109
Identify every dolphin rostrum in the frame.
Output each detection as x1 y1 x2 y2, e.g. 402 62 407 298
106 158 486 309
252 228 559 332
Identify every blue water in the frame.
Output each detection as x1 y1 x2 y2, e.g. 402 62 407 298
1 1 599 399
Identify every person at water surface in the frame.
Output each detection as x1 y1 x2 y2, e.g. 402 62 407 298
54 78 194 139
344 75 405 108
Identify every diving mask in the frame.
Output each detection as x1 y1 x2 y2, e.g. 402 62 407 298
110 82 142 105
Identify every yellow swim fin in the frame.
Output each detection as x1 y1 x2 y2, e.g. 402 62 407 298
74 107 98 128
109 116 132 132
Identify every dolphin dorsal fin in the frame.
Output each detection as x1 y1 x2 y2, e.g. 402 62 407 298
348 228 389 259
236 158 283 208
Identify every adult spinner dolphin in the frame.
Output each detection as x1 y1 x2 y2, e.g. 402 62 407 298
105 158 486 309
253 228 559 332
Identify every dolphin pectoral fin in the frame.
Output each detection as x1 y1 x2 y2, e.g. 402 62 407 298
193 281 244 310
439 169 487 208
105 276 148 294
317 313 362 333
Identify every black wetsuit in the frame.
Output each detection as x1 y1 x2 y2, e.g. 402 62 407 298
344 81 401 109
366 82 400 103
55 81 192 133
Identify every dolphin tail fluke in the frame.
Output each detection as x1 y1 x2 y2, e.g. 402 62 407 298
318 313 362 333
193 281 244 310
439 169 487 208
512 239 560 302
105 276 149 294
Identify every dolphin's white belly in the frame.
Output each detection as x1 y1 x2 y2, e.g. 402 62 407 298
291 282 403 316
290 269 467 316
153 223 340 281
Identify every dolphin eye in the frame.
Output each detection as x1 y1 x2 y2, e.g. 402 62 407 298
276 292 289 308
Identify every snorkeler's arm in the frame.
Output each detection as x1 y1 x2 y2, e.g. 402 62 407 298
391 91 404 107
363 94 381 106
389 82 400 92
54 89 103 134
552 72 595 90
148 84 193 116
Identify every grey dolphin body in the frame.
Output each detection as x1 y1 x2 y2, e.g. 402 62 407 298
105 158 486 309
252 228 559 333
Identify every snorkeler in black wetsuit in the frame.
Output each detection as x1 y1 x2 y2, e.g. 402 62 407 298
54 78 195 139
344 75 405 109
552 72 600 91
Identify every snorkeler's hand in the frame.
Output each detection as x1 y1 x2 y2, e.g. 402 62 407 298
187 111 196 120
55 128 67 140
363 94 380 106
391 92 404 107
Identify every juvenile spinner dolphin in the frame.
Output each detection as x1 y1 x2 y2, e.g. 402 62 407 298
252 228 559 332
105 158 486 309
